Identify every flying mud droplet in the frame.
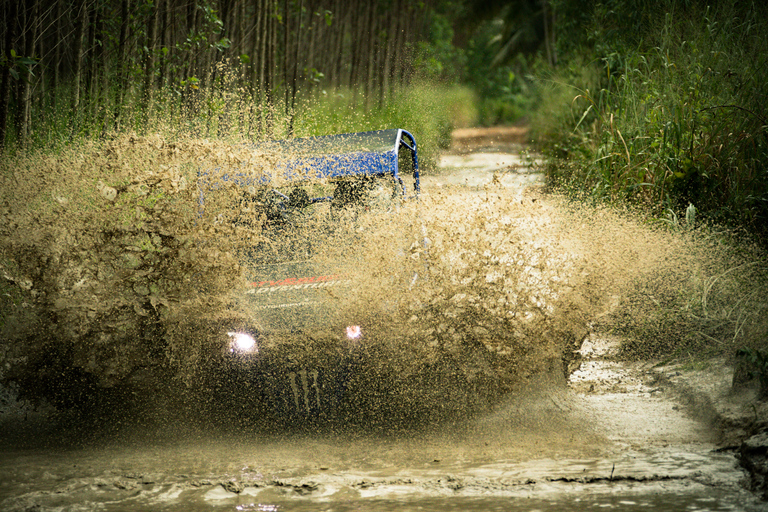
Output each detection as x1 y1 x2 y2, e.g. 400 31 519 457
97 181 118 201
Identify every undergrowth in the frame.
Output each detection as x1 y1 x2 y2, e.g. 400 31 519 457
532 1 768 238
6 74 477 173
529 0 768 363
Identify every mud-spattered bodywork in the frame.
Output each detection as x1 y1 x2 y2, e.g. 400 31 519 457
198 129 424 427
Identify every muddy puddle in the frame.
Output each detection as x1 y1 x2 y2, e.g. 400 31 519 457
1 141 764 511
0 369 759 511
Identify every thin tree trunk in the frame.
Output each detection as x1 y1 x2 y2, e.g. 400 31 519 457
14 0 27 139
114 0 130 129
283 0 289 125
389 0 403 94
252 0 265 135
17 0 37 144
349 1 363 104
288 0 304 135
52 0 62 112
141 0 159 121
38 4 46 126
186 0 198 87
363 0 375 109
0 0 18 150
96 8 108 135
238 0 246 84
158 0 168 91
85 2 98 122
380 4 395 109
252 0 263 93
268 0 278 136
70 0 87 137
330 0 343 89
306 0 316 86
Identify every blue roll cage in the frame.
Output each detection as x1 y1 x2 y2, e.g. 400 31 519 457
198 128 419 210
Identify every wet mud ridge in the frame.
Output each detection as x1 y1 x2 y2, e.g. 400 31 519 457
570 333 768 501
648 357 768 499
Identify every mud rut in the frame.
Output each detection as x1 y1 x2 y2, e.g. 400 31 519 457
0 127 764 511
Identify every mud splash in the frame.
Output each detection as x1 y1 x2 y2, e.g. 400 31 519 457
0 135 286 406
0 133 588 416
1 134 766 510
2 129 766 421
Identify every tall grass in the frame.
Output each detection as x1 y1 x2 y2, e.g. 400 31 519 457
530 1 768 364
533 1 768 239
10 69 477 172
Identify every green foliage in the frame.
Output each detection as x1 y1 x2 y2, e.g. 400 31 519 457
11 49 474 170
411 5 467 82
613 250 768 363
1 49 38 81
463 18 535 125
525 1 768 363
532 0 768 241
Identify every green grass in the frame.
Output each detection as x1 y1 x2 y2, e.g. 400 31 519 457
9 76 477 174
529 1 768 363
532 1 768 239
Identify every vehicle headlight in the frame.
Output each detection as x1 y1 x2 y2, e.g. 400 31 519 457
228 331 258 353
345 325 362 340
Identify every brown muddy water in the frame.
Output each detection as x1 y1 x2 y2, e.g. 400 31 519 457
0 360 759 511
0 142 764 511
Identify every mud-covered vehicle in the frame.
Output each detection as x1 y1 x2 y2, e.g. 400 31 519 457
197 129 429 427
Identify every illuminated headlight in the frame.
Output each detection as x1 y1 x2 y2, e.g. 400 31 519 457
228 331 258 353
345 325 362 340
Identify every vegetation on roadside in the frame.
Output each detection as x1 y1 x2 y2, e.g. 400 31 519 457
532 0 768 240
607 233 768 363
518 0 768 365
0 0 478 153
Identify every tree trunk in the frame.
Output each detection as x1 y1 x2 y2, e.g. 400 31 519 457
71 0 87 135
37 2 46 126
115 0 130 129
52 0 62 112
288 0 304 135
142 0 160 121
283 0 289 125
16 0 37 145
362 0 376 109
158 0 168 91
349 0 363 104
380 4 395 109
85 3 99 122
0 0 18 151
